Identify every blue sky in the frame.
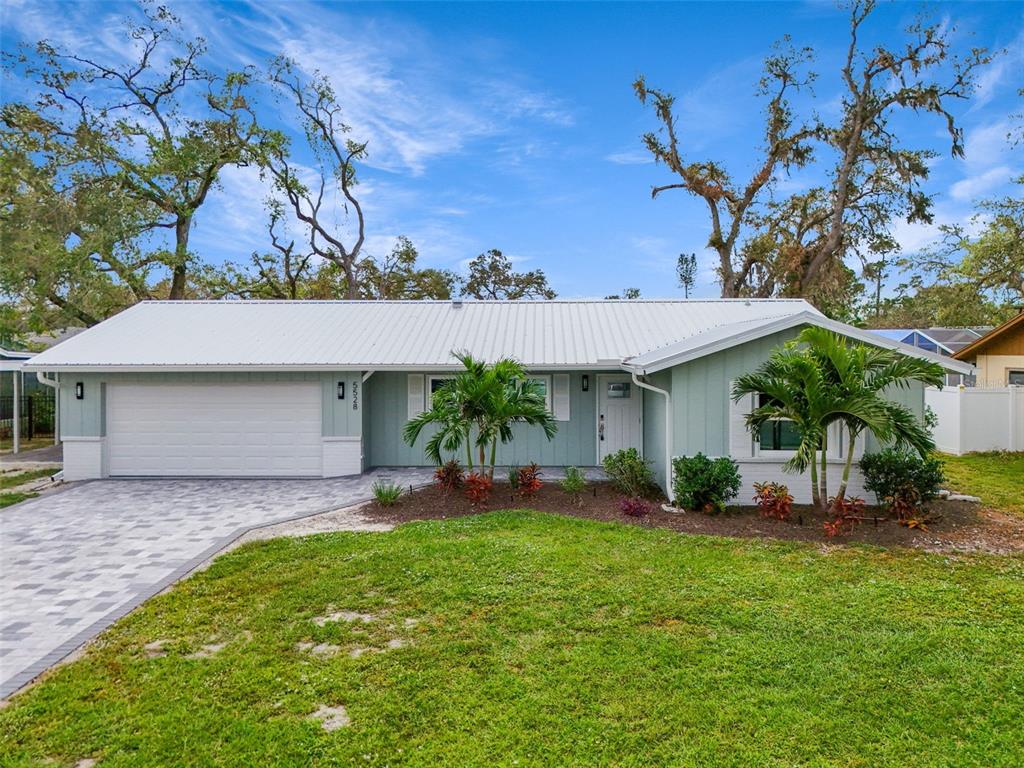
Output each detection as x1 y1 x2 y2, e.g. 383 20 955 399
3 0 1022 298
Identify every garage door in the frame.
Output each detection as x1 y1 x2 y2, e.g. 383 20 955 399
107 383 323 477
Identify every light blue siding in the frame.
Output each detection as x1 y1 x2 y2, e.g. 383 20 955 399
364 370 605 468
670 330 800 457
641 370 671 491
668 328 929 457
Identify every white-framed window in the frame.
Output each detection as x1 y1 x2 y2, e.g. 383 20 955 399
753 393 803 455
427 374 456 399
525 374 552 412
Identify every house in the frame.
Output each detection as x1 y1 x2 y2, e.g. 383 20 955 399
953 310 1024 387
23 299 971 502
868 327 991 386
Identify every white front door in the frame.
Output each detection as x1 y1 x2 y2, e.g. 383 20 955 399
598 375 642 462
106 382 323 477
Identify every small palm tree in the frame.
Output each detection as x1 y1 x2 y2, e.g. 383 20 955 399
733 328 945 513
733 345 833 507
403 351 556 477
799 327 944 510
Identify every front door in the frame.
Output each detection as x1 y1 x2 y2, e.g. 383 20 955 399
598 375 642 462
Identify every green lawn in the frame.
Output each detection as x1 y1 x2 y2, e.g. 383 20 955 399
939 452 1024 517
2 513 1022 767
0 468 56 490
0 469 54 508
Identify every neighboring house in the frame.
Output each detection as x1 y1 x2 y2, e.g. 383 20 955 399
868 327 991 386
953 311 1024 387
24 300 970 501
0 347 47 398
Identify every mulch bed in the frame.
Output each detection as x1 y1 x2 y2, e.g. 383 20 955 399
365 481 1024 555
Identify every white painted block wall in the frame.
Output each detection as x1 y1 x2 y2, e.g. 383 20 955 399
926 386 1024 455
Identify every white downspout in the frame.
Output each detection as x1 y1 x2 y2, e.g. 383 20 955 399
630 369 673 499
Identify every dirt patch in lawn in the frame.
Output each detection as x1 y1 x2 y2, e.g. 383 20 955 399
365 482 1024 555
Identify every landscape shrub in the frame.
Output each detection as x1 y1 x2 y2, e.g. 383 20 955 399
516 463 543 497
434 460 465 494
372 481 404 507
619 496 650 517
464 472 493 508
602 448 656 498
823 496 866 537
752 481 793 520
507 466 521 491
560 466 587 505
860 449 944 518
671 454 741 514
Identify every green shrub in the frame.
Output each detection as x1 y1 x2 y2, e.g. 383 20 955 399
671 454 741 514
371 481 404 507
560 466 587 504
602 448 656 498
859 449 944 515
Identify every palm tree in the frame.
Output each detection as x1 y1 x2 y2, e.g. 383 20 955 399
403 351 557 477
733 345 833 507
733 328 945 513
798 327 944 510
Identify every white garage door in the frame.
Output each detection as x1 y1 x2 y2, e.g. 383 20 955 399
107 382 323 477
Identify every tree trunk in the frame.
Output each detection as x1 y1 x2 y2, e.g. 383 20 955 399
489 438 498 480
818 432 829 509
830 430 858 514
465 430 473 470
169 214 192 300
810 450 821 508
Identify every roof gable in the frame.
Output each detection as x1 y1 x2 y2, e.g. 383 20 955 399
954 312 1024 361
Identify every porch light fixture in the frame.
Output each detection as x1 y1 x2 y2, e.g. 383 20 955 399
581 375 589 392
75 382 84 400
337 381 345 400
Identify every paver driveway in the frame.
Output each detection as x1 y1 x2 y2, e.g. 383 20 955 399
0 469 434 698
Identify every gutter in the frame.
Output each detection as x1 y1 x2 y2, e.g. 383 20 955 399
629 370 673 499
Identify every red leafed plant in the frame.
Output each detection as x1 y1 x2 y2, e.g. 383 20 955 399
752 481 793 520
516 463 543 498
823 496 866 538
464 472 493 508
619 496 650 517
434 460 465 494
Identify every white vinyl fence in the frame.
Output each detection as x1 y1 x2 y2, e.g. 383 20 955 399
926 386 1024 455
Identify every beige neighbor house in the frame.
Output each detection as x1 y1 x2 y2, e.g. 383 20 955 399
954 311 1024 387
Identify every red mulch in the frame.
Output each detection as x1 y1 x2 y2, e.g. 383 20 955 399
364 481 1024 556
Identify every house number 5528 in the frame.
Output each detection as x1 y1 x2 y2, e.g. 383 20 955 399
352 381 359 411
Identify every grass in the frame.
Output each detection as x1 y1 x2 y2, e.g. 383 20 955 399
0 436 55 454
0 491 38 508
0 468 56 490
2 512 1022 767
939 451 1024 517
0 468 53 508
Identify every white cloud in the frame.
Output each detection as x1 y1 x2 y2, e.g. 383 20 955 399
970 28 1024 112
949 165 1015 202
605 149 652 165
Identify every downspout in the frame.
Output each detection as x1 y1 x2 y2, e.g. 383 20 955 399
630 369 673 500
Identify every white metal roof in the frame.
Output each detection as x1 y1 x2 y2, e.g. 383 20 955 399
624 311 975 375
24 299 819 372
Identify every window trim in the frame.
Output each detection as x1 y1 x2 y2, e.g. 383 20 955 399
1007 369 1024 386
427 373 553 412
526 374 552 412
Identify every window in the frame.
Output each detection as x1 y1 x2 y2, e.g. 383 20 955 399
606 382 631 398
1009 370 1024 386
429 375 455 396
757 393 803 452
527 375 552 411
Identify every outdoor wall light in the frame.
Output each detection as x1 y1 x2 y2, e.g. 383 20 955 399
337 381 345 400
581 375 589 392
75 382 84 400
